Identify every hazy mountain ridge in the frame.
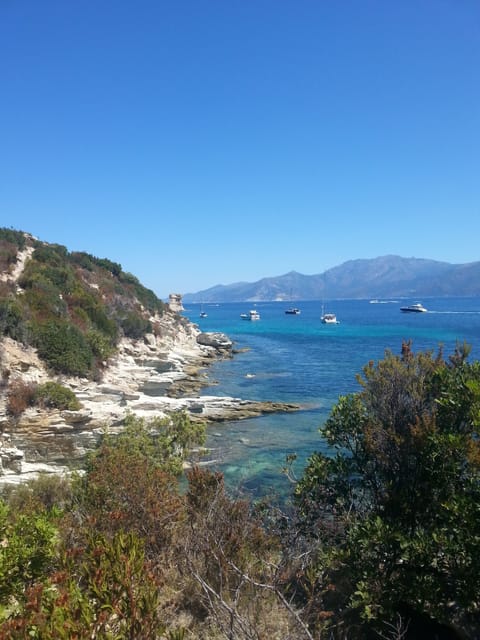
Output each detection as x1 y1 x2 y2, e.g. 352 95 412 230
184 256 480 302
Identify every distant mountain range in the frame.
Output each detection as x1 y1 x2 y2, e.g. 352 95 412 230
183 256 480 302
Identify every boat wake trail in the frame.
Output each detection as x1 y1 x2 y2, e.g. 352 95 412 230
428 310 480 315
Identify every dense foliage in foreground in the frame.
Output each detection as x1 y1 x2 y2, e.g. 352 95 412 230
0 344 479 639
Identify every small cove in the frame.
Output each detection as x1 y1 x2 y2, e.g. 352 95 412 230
183 297 480 499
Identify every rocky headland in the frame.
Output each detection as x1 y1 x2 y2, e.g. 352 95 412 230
0 233 298 485
0 314 299 486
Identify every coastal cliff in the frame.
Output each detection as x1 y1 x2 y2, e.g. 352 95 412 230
0 230 298 484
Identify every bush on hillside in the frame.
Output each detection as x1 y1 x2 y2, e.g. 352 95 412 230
0 297 28 343
65 286 117 339
0 242 20 273
32 243 68 265
85 329 116 361
120 310 152 339
0 230 170 380
6 379 37 416
22 282 68 322
90 256 122 277
34 320 93 377
88 412 207 478
118 271 166 316
70 251 96 271
18 251 75 297
0 228 26 251
35 381 81 411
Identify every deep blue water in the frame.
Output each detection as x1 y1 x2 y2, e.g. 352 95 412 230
182 298 480 499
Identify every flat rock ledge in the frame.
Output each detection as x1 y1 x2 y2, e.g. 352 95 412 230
0 323 300 486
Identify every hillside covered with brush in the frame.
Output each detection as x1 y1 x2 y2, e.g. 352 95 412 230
0 227 170 379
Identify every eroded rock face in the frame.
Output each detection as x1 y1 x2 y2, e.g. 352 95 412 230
0 321 299 486
0 337 50 385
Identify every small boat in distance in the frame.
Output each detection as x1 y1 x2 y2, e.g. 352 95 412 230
241 309 261 321
400 303 428 313
285 307 301 315
370 299 398 304
321 303 339 324
321 312 339 324
200 311 207 318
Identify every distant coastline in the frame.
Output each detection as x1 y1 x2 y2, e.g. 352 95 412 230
183 256 480 303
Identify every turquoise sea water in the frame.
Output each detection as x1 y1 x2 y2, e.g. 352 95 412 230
182 298 480 499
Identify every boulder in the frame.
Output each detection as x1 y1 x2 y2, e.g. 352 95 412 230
197 332 233 351
0 445 24 475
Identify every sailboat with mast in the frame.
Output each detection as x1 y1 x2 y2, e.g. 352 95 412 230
320 303 339 324
320 277 339 324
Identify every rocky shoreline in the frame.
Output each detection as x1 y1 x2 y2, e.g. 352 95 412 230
0 315 299 486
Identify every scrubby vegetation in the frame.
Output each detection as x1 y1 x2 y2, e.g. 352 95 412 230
0 228 167 378
0 345 479 638
5 379 81 416
0 229 26 274
34 381 81 411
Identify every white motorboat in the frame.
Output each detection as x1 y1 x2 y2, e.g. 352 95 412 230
285 307 301 315
400 303 427 313
241 309 260 321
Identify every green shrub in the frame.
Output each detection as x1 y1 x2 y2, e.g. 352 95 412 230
0 530 165 638
0 298 27 342
118 271 140 287
22 282 67 321
69 304 89 329
35 381 81 411
70 251 95 271
0 501 58 618
135 285 165 316
3 475 73 514
119 271 165 315
90 256 122 276
0 231 166 373
18 254 75 297
34 320 93 377
120 310 152 339
86 329 115 360
39 265 75 293
294 344 480 636
85 303 117 338
65 286 117 339
0 228 26 250
32 243 68 265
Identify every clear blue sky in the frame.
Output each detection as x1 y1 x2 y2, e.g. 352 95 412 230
1 1 479 298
